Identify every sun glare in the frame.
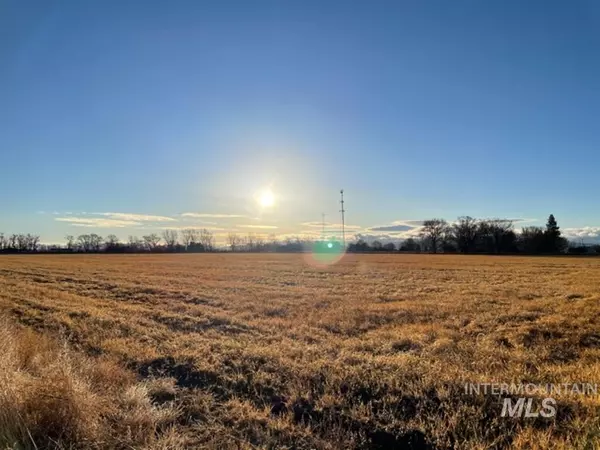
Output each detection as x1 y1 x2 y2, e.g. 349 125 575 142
258 189 275 207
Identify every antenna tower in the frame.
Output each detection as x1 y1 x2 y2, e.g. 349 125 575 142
340 189 346 247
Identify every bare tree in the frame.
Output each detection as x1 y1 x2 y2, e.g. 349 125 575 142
65 235 75 251
8 234 17 250
519 226 546 254
143 234 161 251
181 228 200 250
11 233 39 252
254 234 265 251
246 233 256 252
420 219 449 254
26 234 40 252
78 234 103 252
267 233 279 251
105 234 120 251
0 233 4 251
90 234 103 252
480 219 515 254
105 234 119 245
78 234 92 252
128 235 142 251
16 234 28 252
162 229 179 250
198 229 215 251
400 238 420 252
452 216 479 253
227 232 241 252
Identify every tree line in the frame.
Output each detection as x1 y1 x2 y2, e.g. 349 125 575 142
0 228 316 254
0 214 597 255
349 214 596 255
64 229 218 253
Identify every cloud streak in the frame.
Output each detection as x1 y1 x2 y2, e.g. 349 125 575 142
390 220 424 227
159 226 227 231
54 211 177 228
301 222 362 230
367 225 414 232
238 225 278 229
181 213 246 219
98 212 176 222
55 217 140 228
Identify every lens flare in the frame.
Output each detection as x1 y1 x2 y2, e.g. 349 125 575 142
303 238 346 268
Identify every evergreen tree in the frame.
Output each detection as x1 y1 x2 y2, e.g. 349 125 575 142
544 214 565 253
546 214 560 237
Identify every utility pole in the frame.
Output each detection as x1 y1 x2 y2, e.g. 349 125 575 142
339 189 345 247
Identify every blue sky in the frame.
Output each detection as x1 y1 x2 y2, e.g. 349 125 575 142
1 0 600 244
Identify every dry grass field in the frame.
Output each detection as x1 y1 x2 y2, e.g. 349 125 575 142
0 253 599 449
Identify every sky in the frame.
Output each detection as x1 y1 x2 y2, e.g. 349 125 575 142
1 0 600 245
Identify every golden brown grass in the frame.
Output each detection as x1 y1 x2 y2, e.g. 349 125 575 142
0 254 599 449
0 318 188 449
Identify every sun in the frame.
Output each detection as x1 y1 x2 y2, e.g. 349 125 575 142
257 189 275 207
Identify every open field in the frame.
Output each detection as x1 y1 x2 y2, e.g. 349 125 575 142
1 254 599 449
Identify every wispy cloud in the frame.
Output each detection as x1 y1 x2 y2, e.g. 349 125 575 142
510 218 537 223
391 220 425 227
302 221 330 228
362 220 422 236
181 213 246 219
55 217 140 228
367 224 414 232
301 222 362 230
298 230 345 239
158 225 227 231
193 220 218 225
561 227 600 239
238 225 278 229
352 233 403 244
366 218 536 236
98 212 176 222
54 211 176 228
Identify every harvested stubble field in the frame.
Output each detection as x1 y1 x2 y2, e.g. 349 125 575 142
0 254 599 450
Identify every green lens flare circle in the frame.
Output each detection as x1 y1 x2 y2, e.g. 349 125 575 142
304 239 346 267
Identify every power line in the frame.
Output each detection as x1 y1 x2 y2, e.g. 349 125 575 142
340 189 345 247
